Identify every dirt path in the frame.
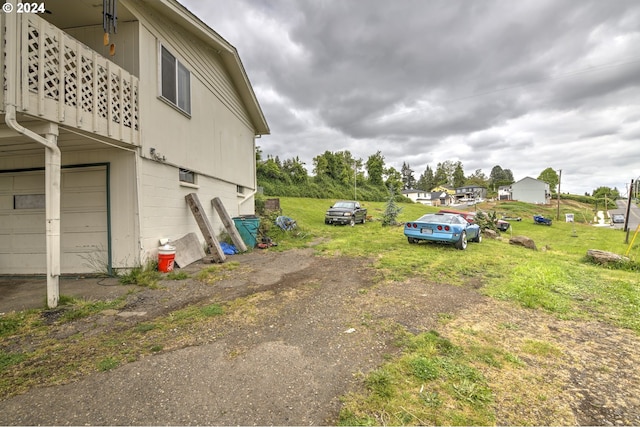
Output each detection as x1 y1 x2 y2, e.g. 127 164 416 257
1 249 639 425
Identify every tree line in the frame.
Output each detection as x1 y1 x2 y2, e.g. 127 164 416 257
257 148 619 202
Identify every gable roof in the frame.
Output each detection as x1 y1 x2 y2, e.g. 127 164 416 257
513 176 547 186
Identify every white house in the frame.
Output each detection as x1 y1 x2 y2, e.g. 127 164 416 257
498 185 511 201
0 1 269 302
510 177 551 204
401 189 451 206
401 189 428 203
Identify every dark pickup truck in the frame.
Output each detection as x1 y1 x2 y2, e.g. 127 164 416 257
325 200 367 226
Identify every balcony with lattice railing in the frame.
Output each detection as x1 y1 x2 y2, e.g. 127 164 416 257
1 13 139 145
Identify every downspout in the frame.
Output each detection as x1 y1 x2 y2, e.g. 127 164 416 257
4 2 61 308
238 138 259 213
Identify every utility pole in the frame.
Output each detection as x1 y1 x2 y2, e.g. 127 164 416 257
625 179 634 243
354 162 357 201
556 169 562 220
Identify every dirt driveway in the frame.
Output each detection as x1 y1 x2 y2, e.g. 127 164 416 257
1 248 639 425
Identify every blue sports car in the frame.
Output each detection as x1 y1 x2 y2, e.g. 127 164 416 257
404 212 482 250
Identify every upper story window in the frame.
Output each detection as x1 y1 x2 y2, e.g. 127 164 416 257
160 45 191 115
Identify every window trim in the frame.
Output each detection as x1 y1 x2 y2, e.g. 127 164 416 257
159 43 192 116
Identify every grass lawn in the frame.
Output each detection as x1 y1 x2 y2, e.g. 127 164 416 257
268 197 638 330
263 197 640 425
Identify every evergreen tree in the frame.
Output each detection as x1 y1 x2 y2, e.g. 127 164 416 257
382 185 403 226
401 162 416 189
503 169 514 183
434 162 448 186
417 165 435 191
489 165 514 190
453 161 465 188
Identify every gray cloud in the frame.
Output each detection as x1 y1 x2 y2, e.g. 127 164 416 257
182 0 640 194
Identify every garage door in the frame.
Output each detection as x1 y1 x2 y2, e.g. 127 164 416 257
0 166 108 274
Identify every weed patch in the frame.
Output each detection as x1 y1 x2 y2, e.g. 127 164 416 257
0 313 26 338
521 340 562 358
56 297 126 323
0 351 27 371
196 262 241 284
119 262 162 288
166 270 190 280
339 330 495 425
200 304 224 317
97 357 119 371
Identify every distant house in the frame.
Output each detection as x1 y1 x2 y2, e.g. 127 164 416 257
498 185 511 201
401 189 452 206
510 177 551 204
427 191 453 206
454 185 487 203
432 184 456 195
401 189 428 203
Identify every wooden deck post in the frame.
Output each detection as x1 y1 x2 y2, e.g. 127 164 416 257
211 197 248 252
185 193 225 263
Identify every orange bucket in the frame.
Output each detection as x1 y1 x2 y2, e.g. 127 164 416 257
158 245 176 272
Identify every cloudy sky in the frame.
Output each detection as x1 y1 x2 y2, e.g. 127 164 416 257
181 0 640 195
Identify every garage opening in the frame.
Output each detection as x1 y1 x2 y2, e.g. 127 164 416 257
0 164 110 275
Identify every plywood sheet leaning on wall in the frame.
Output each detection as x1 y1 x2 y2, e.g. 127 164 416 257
172 232 206 268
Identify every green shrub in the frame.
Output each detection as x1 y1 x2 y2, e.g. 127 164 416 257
475 210 499 232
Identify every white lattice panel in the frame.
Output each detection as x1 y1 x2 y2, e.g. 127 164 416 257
80 55 93 113
26 22 39 94
42 32 59 100
110 72 120 124
17 14 139 144
63 45 77 107
95 65 108 119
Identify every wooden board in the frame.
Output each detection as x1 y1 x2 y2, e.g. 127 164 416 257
185 193 225 263
211 197 248 252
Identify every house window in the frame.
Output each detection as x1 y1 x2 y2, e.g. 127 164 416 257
237 185 245 194
161 45 191 115
179 168 196 184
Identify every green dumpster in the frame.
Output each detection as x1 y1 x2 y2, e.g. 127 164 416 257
233 215 260 248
